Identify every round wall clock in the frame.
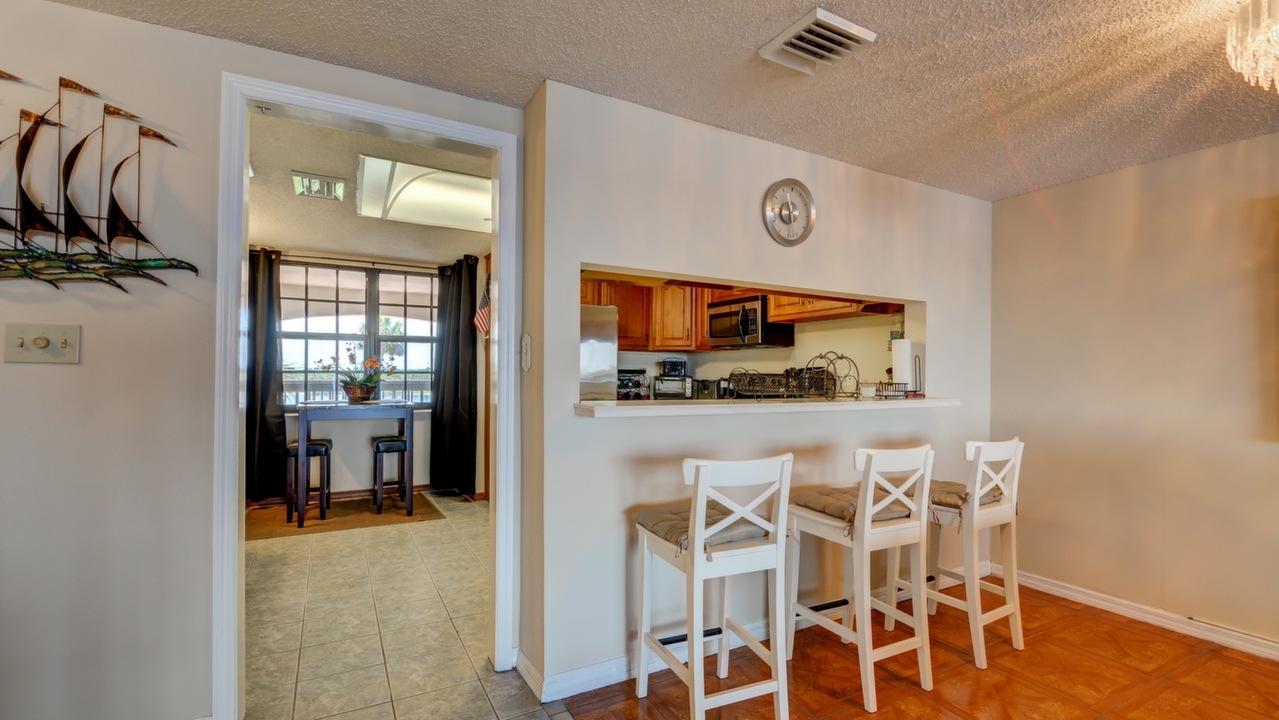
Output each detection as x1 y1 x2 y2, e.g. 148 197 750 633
762 178 816 247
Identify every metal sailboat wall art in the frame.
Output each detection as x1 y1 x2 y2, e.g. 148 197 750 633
0 74 197 290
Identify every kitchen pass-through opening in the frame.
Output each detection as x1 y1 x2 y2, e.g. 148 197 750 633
579 267 926 404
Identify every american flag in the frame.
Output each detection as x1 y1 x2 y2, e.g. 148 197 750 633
473 272 491 337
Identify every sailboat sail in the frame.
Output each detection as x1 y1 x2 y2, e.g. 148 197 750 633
61 133 105 249
105 154 152 248
2 76 197 288
15 112 61 241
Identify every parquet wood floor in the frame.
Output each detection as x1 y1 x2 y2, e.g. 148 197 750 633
564 582 1279 719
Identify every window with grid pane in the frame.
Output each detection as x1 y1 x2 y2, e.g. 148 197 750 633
374 271 437 403
278 262 437 406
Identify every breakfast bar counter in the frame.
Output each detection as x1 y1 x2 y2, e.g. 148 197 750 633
573 396 960 418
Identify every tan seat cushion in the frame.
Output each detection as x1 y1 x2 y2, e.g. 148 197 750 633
791 485 912 523
929 480 1004 510
634 501 767 552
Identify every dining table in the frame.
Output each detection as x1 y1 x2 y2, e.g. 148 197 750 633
293 400 415 528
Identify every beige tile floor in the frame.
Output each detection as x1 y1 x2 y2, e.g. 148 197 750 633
245 493 572 720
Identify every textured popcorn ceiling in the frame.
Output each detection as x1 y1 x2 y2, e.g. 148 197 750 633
58 0 1279 200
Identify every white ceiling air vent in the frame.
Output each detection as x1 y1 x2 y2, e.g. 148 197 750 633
758 8 876 76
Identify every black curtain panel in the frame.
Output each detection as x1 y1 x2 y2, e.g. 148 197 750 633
430 255 479 495
245 248 288 502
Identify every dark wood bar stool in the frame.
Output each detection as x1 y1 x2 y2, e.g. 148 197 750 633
286 439 333 524
371 435 409 514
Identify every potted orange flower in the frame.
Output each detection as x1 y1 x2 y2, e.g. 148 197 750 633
315 344 397 404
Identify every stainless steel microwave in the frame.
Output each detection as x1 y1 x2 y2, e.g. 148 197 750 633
705 295 795 348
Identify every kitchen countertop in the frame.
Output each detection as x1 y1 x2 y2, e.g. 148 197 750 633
574 396 960 418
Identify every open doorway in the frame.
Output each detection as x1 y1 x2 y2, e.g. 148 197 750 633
213 76 520 720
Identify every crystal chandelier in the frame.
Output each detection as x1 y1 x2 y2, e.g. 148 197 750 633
1228 0 1279 91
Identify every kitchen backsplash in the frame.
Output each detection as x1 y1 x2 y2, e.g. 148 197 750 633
688 314 897 382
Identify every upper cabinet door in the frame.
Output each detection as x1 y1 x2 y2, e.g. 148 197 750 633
601 283 652 350
652 284 696 351
709 288 759 303
580 280 602 306
767 294 809 320
694 288 713 351
768 293 866 323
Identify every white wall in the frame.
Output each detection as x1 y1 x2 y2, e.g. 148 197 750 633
0 1 519 718
524 81 992 688
992 131 1279 643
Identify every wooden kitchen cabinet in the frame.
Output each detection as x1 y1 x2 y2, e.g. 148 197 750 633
651 284 697 351
694 288 714 351
580 280 602 305
767 293 809 318
768 293 867 323
601 283 651 350
709 288 760 303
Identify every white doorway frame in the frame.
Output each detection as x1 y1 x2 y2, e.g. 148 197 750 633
212 73 521 720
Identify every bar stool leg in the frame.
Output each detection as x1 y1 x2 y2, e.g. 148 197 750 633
398 449 407 503
717 576 732 679
687 573 707 720
636 534 653 698
853 548 877 713
785 518 801 662
286 454 295 525
841 546 854 643
927 522 942 615
299 458 309 524
323 455 332 511
910 540 934 690
375 452 385 514
884 545 900 631
962 517 986 668
1002 521 1025 650
314 460 324 521
768 566 790 720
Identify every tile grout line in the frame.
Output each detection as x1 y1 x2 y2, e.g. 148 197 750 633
294 535 315 720
436 495 504 720
253 500 515 720
359 526 400 720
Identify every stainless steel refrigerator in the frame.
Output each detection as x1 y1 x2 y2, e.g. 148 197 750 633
579 305 619 401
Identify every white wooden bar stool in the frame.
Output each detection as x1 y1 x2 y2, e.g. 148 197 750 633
634 454 794 720
786 445 935 714
885 438 1024 669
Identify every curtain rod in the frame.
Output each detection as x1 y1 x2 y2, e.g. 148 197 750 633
253 247 446 272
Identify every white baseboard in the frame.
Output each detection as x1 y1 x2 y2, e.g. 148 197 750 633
536 562 985 702
991 564 1279 662
516 649 546 702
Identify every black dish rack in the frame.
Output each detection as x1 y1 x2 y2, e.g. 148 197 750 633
726 367 837 400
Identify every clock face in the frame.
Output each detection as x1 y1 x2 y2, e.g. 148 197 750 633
762 178 815 247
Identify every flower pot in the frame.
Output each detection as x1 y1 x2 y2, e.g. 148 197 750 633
342 385 377 404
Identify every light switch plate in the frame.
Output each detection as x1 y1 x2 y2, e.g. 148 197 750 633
4 323 81 364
